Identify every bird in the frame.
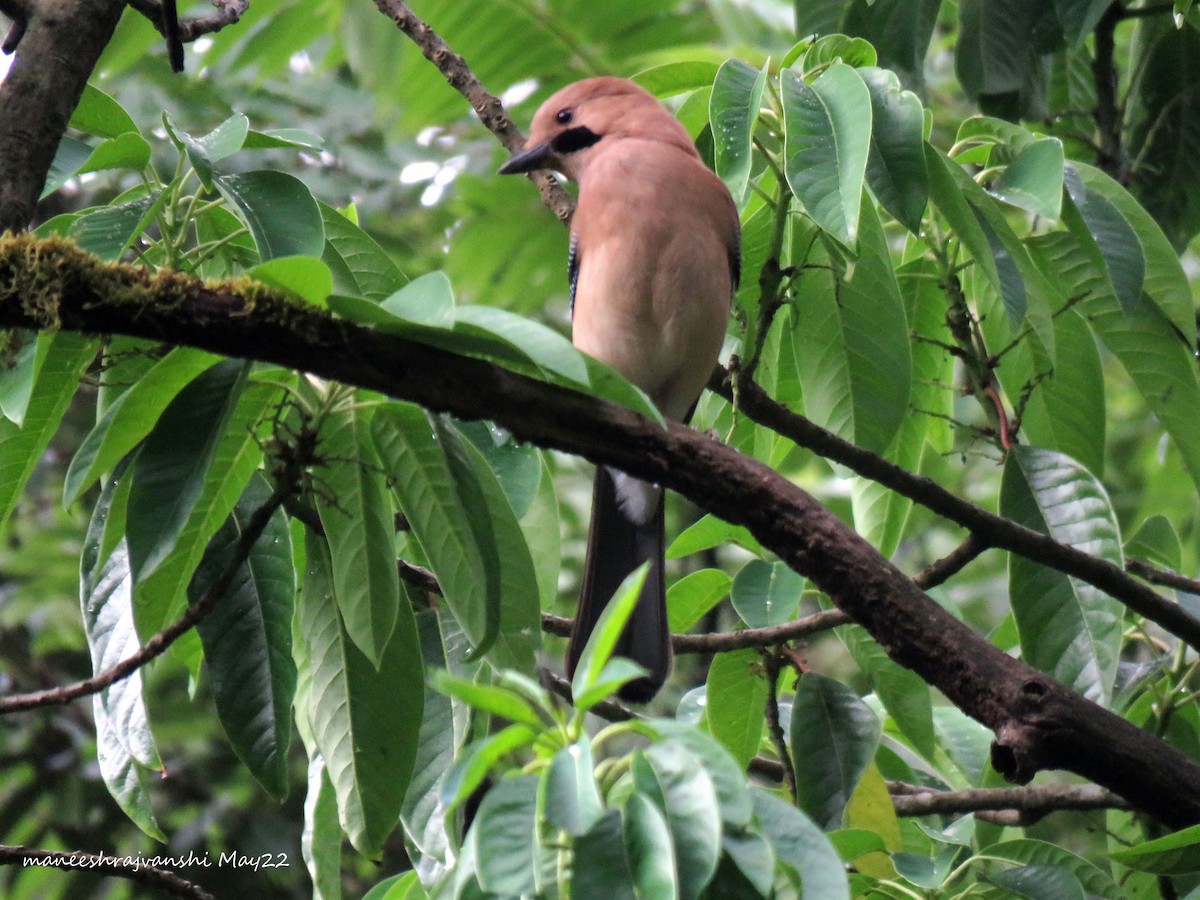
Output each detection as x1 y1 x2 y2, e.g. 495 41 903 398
499 76 740 703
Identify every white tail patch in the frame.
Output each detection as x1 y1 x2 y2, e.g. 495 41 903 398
609 468 660 524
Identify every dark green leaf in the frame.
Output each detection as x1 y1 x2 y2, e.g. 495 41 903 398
542 738 604 837
299 529 422 859
752 788 850 899
781 63 872 245
667 513 763 559
790 673 881 829
705 647 768 769
1125 515 1183 573
637 742 722 900
215 169 325 261
470 775 541 896
710 58 768 203
1109 823 1200 874
987 864 1086 900
860 66 928 233
731 559 802 628
0 332 96 532
572 566 649 709
315 403 399 667
301 755 342 900
69 197 155 260
78 133 153 175
623 792 679 898
81 471 165 841
978 839 1124 899
189 474 295 799
319 201 407 301
65 349 219 504
574 811 638 900
645 720 755 828
127 358 248 583
41 136 94 198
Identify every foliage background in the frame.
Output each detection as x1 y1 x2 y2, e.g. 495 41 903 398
2 0 1200 897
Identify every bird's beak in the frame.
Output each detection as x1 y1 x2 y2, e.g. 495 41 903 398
498 140 553 175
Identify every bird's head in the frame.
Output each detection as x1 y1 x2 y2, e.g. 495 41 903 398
498 76 695 183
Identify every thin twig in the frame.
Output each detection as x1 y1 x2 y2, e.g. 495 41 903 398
0 466 300 714
708 368 1200 652
0 844 214 900
125 0 249 43
1127 558 1200 596
372 0 575 225
762 651 797 803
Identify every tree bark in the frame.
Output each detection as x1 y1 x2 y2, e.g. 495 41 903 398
2 234 1200 828
0 0 127 232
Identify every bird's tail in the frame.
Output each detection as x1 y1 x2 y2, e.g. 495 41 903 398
567 465 670 703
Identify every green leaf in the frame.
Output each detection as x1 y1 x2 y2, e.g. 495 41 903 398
990 138 1065 220
315 403 399 667
731 559 803 628
399 610 455 864
69 197 156 260
215 170 325 261
801 33 878 68
705 648 767 769
1125 515 1183 573
542 738 604 837
623 792 680 899
319 201 407 301
781 63 872 245
978 839 1125 899
436 417 540 670
720 828 775 897
752 788 850 899
1110 822 1200 874
710 58 768 203
189 474 296 800
790 673 882 829
244 128 325 151
302 755 342 900
439 723 538 813
572 565 649 710
1062 180 1144 313
860 66 928 233
1000 447 1125 706
470 775 542 896
574 810 639 900
636 742 722 900
840 624 935 758
299 529 422 859
1074 162 1196 343
65 349 220 504
81 473 165 841
380 272 456 328
42 137 95 200
632 60 721 97
70 83 139 138
246 256 333 305
645 720 755 828
78 133 153 175
0 332 96 533
126 358 248 583
791 198 911 454
667 568 731 632
987 864 1086 900
0 337 36 426
132 381 273 637
668 513 763 559
431 671 544 729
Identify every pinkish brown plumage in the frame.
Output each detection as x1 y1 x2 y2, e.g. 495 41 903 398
501 77 740 702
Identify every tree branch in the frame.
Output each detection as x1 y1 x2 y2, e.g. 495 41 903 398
125 0 249 46
711 371 1200 653
0 844 214 900
887 781 1131 824
0 0 127 231
3 234 1200 827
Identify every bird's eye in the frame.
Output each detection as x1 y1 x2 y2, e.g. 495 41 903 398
555 108 574 125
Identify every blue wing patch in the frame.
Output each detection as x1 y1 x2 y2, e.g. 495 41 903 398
568 231 580 317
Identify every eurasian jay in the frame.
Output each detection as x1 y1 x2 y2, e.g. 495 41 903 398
499 77 740 702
